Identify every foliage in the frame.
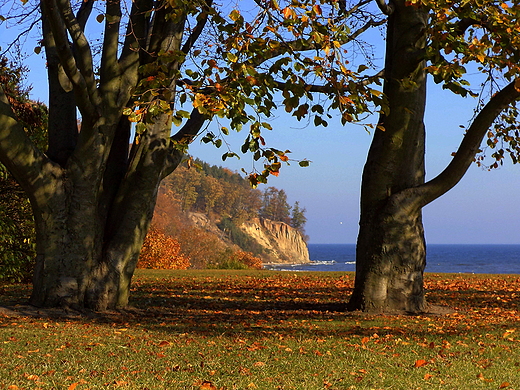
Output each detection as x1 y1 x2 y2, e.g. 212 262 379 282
421 0 520 168
0 58 47 282
259 186 292 224
208 248 263 270
137 226 190 270
165 161 262 223
291 200 308 239
151 188 262 270
1 271 520 388
166 160 307 228
217 217 265 256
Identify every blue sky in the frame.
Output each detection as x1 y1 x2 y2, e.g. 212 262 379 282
188 84 520 245
2 6 519 245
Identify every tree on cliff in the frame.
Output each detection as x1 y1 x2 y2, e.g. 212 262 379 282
260 187 292 225
347 0 520 313
0 0 381 309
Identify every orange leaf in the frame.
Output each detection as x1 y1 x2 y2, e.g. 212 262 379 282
199 381 217 390
424 373 434 380
68 384 79 390
414 359 428 368
499 382 511 389
158 340 170 347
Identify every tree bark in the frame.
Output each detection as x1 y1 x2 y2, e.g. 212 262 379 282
348 0 429 313
347 1 520 313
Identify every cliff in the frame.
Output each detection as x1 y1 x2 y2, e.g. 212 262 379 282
240 218 310 264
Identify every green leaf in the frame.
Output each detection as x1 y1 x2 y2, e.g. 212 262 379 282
135 122 146 134
176 110 191 118
226 52 238 63
172 116 182 126
298 160 310 167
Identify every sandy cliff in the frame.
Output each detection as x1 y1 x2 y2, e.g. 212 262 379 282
241 218 310 264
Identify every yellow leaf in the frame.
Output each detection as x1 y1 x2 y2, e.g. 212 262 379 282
514 78 520 92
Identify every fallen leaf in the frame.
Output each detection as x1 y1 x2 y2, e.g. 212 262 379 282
499 382 511 389
414 359 428 368
199 381 217 390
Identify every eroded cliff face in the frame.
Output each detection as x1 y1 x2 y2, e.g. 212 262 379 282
241 218 310 264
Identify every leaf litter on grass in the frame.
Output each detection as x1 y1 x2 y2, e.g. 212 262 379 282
1 270 520 389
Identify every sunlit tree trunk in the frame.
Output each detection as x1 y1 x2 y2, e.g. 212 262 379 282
347 0 520 313
348 0 429 312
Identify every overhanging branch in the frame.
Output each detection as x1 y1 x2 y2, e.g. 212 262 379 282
415 80 520 208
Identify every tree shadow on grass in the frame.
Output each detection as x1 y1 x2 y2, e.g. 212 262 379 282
2 272 517 339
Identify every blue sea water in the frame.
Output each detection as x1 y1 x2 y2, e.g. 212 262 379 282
265 244 520 274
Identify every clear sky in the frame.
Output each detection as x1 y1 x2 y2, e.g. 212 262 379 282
188 84 520 245
2 6 519 245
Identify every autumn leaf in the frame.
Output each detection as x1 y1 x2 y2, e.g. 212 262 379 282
199 381 217 390
499 382 511 389
414 359 429 368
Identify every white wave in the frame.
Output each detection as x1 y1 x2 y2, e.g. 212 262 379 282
308 260 336 266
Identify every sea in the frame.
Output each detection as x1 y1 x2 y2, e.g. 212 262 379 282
265 244 520 274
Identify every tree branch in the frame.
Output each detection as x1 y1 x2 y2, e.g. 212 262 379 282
0 85 56 197
99 0 123 105
41 0 98 120
273 69 384 93
163 109 208 178
118 0 153 104
415 80 520 207
181 0 214 54
76 0 94 31
374 0 394 15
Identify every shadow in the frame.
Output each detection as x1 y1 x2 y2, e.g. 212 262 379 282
2 272 518 340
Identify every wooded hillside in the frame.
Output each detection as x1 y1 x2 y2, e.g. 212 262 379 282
137 159 308 270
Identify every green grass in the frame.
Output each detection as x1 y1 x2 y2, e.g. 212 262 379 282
1 270 520 389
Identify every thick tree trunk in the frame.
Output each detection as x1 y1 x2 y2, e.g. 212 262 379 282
348 199 426 312
347 0 429 313
27 117 182 310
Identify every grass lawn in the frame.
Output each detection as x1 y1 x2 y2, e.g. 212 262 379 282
1 270 520 389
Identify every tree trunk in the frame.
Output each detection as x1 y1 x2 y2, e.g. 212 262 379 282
348 198 427 313
347 0 429 313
